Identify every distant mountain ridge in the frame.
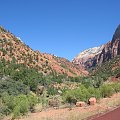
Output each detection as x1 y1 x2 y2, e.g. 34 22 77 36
72 45 104 68
0 26 88 77
72 24 120 69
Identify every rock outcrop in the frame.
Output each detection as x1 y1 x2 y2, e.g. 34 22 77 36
73 24 120 69
72 45 104 68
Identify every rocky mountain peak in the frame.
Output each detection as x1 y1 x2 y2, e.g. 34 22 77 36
72 24 120 69
75 46 104 59
72 45 104 68
112 24 120 43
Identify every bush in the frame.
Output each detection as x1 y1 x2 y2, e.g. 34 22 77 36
100 84 114 98
63 90 76 104
27 94 38 112
110 83 120 93
0 99 9 116
75 85 90 102
13 105 21 119
87 87 101 99
63 85 91 103
1 92 15 114
0 93 38 119
13 95 29 116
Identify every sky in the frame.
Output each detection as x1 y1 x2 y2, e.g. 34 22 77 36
0 0 120 60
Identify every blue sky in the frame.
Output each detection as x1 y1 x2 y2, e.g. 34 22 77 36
0 0 120 60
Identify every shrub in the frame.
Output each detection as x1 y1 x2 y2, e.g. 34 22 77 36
27 94 38 111
110 83 120 93
1 92 15 113
63 85 91 103
14 95 29 115
63 90 76 104
75 85 90 102
0 99 9 116
13 105 21 119
100 84 114 98
12 94 38 118
87 87 101 99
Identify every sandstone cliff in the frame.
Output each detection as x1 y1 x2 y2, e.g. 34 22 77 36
72 24 120 69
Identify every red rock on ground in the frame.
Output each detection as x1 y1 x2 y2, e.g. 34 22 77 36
89 97 97 105
76 101 86 107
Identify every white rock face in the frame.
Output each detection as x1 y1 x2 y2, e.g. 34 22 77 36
72 45 104 68
75 45 104 59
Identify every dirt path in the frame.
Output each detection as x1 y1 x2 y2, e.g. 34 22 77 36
91 107 120 120
17 93 120 120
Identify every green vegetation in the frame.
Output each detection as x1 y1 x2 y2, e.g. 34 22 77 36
0 59 77 119
91 55 120 79
63 83 120 104
62 55 120 104
0 92 38 119
0 56 120 119
0 60 40 119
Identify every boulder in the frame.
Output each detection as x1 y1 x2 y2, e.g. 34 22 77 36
89 97 96 105
76 101 86 107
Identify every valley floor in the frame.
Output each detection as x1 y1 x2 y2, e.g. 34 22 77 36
13 93 120 120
